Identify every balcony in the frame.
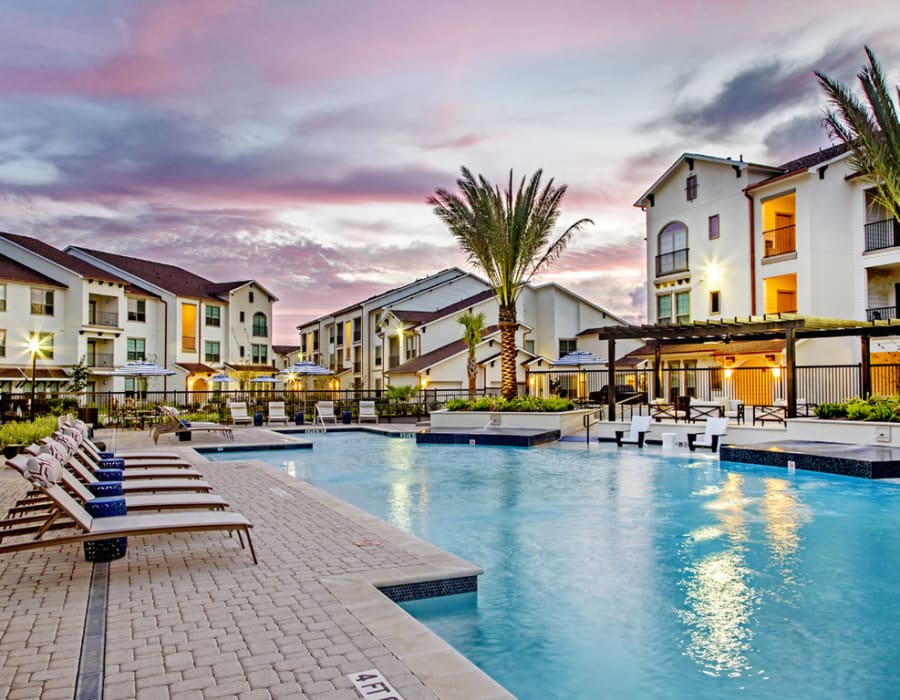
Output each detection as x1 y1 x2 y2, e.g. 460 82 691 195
353 362 361 373
867 306 899 322
87 352 114 368
88 310 119 327
864 218 900 252
389 354 400 367
182 336 197 352
762 224 796 258
655 248 689 276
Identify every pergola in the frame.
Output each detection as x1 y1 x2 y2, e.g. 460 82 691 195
592 314 900 421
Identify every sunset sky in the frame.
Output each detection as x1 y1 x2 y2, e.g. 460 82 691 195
1 1 898 343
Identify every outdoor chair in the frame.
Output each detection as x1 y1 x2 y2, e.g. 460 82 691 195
688 398 724 422
723 400 745 424
687 417 729 452
152 408 234 444
651 397 689 423
1 453 256 564
35 439 205 482
613 415 652 448
59 415 184 461
358 400 378 424
267 401 288 425
315 401 337 425
227 401 254 426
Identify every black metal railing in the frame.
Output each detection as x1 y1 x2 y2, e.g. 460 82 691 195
655 248 689 276
864 218 900 252
88 310 119 327
86 352 114 368
762 224 796 258
866 306 899 321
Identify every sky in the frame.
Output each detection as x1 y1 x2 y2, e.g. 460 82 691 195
0 1 898 344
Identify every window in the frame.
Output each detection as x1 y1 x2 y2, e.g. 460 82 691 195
239 311 245 323
0 284 6 312
525 339 535 354
252 312 267 337
404 334 417 360
657 294 672 323
686 173 698 201
127 299 146 322
124 377 147 396
181 303 196 351
30 288 54 315
249 291 254 303
251 344 267 364
0 329 5 356
675 291 690 324
375 345 382 367
710 291 721 315
205 306 221 327
30 332 54 359
558 338 577 356
708 214 719 240
204 341 220 363
336 323 344 345
126 338 146 361
239 345 245 358
656 222 688 276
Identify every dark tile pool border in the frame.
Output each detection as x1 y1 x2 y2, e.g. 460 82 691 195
196 442 313 453
720 441 900 479
416 429 560 447
378 575 478 602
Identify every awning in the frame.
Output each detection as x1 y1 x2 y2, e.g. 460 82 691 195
175 363 217 374
26 368 70 381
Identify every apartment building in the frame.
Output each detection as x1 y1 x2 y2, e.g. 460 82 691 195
299 268 633 393
0 232 278 397
67 247 278 390
634 144 900 368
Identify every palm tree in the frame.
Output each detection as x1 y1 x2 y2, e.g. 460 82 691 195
429 168 592 399
457 311 486 399
816 47 900 221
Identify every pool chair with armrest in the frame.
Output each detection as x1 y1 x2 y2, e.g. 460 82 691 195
152 408 234 444
613 415 652 448
227 401 254 426
47 435 204 480
1 454 256 564
686 417 729 452
358 400 378 424
267 401 288 425
315 401 337 425
59 415 183 461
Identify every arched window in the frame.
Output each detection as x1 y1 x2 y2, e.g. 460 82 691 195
252 312 268 337
656 222 688 275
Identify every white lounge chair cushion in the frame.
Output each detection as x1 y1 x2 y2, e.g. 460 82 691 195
26 454 63 488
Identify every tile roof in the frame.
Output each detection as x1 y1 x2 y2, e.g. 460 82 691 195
0 232 125 284
776 143 849 174
69 246 243 302
224 363 277 373
175 362 217 374
0 253 68 288
388 326 500 374
273 345 301 355
407 289 496 327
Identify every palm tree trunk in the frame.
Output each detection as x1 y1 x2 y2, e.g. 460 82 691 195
467 351 477 399
498 303 518 399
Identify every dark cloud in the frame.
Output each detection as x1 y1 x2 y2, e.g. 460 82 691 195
651 40 866 140
762 113 833 164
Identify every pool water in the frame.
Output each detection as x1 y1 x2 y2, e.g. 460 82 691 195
210 435 900 700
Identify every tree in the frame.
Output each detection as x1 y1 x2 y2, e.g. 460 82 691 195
429 168 592 399
67 356 90 393
816 47 900 221
457 311 486 399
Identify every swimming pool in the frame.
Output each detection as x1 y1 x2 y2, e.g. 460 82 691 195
210 434 900 699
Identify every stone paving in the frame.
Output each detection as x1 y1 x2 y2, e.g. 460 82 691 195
0 424 514 699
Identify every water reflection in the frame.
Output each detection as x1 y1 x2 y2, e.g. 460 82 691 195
680 473 756 677
281 459 297 478
761 477 806 599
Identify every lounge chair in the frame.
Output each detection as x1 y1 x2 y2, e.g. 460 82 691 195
315 401 337 425
33 440 204 482
1 453 256 564
267 401 288 425
613 415 652 448
227 401 254 426
687 417 729 452
152 408 234 444
358 400 378 424
58 415 184 461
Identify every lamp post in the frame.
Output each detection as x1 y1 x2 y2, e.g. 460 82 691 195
27 335 41 420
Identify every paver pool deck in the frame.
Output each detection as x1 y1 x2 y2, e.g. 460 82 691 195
0 424 513 700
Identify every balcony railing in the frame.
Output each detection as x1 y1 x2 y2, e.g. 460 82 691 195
353 331 362 343
182 336 197 351
88 310 119 327
867 306 899 322
762 224 796 258
655 248 689 276
864 218 900 252
87 352 114 368
389 354 400 367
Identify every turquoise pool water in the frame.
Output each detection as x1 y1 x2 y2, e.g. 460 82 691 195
210 435 900 699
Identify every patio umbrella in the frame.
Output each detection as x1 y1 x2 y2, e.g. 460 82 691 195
249 375 282 384
209 373 237 384
550 350 606 367
278 361 333 376
110 360 176 377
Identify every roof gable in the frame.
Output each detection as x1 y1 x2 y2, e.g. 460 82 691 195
0 253 68 288
0 232 124 284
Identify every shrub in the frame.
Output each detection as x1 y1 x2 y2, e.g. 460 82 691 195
815 395 900 422
0 416 59 448
814 402 846 419
443 396 575 412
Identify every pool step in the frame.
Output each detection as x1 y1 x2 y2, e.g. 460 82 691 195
304 427 328 434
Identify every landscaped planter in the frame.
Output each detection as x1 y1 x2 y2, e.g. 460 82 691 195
429 409 596 437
